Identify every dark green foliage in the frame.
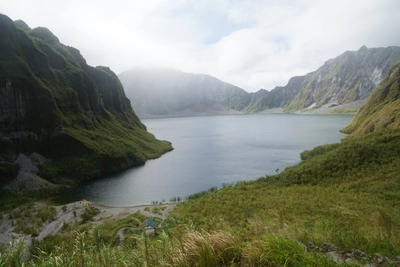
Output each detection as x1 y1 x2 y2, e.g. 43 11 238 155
57 155 102 181
0 14 172 183
80 206 100 222
0 187 62 211
0 162 17 186
37 162 59 182
185 186 218 201
300 143 340 161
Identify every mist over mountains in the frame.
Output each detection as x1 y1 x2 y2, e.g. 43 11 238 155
120 46 400 118
119 68 251 118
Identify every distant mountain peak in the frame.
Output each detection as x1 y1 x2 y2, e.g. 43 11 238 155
29 27 60 44
359 45 368 51
14 19 30 31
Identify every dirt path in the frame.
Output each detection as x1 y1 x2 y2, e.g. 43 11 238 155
0 201 177 249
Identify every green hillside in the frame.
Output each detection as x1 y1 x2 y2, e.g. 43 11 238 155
0 14 172 184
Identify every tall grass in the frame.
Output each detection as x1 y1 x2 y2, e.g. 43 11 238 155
13 225 345 266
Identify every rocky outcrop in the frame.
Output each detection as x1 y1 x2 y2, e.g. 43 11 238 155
7 153 56 191
304 241 400 266
0 14 172 184
342 60 400 136
246 46 400 113
284 46 400 112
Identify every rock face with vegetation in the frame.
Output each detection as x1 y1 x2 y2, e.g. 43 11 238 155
282 45 400 112
120 46 400 117
342 60 400 136
0 14 172 186
119 68 251 118
247 45 400 113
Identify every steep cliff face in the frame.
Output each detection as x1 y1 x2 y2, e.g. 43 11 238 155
0 14 172 184
119 68 251 118
342 60 400 136
284 46 400 112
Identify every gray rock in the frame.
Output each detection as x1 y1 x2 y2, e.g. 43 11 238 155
14 153 38 174
11 172 55 191
307 241 319 251
327 251 343 264
353 249 367 259
345 258 356 264
320 242 338 252
374 253 390 264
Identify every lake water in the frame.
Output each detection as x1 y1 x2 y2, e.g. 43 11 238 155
59 114 353 205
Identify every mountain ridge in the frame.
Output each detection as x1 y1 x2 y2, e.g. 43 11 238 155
120 46 400 118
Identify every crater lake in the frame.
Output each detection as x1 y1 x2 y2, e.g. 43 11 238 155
59 114 353 205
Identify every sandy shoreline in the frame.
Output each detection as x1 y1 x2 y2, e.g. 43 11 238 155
0 200 177 249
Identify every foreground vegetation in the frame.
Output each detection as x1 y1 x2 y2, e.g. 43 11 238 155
1 127 399 266
1 214 340 266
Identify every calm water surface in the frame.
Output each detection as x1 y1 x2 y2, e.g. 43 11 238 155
60 114 353 205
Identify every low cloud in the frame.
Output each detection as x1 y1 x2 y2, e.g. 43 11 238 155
2 0 400 92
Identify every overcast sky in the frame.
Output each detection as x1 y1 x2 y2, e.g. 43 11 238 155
2 0 400 92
